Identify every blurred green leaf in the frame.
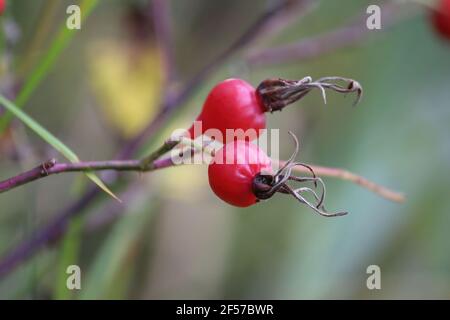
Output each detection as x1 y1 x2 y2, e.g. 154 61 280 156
54 216 84 300
0 0 99 132
80 195 156 299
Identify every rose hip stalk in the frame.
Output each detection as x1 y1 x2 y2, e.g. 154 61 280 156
208 132 347 217
188 76 362 141
432 0 450 40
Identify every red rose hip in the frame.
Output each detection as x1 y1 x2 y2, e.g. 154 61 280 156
188 78 266 142
208 140 272 207
207 134 347 217
187 77 361 143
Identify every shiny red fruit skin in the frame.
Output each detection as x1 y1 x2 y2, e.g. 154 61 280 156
0 0 5 15
188 78 266 142
432 0 450 39
208 140 272 207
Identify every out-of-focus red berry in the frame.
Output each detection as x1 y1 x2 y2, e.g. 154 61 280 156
432 0 450 40
0 0 5 15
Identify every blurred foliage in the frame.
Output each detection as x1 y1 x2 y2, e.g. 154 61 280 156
88 42 163 138
0 0 450 300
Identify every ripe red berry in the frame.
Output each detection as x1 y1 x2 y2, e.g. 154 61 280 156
188 78 266 142
208 134 347 217
432 0 450 40
0 0 5 15
208 140 272 207
187 77 361 142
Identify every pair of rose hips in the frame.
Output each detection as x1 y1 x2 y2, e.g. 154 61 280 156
187 76 361 216
433 0 450 40
0 0 5 15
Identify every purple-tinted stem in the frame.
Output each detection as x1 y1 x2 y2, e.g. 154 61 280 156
246 1 407 66
0 157 175 194
151 0 177 84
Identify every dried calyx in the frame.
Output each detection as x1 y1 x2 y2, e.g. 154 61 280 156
256 76 363 112
252 132 347 217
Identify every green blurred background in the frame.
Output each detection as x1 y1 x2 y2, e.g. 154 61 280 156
1 0 450 299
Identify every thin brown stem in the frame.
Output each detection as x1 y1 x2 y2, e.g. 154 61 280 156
276 160 405 203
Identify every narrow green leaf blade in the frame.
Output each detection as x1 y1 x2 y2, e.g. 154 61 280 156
85 172 121 202
0 94 120 201
0 95 79 161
